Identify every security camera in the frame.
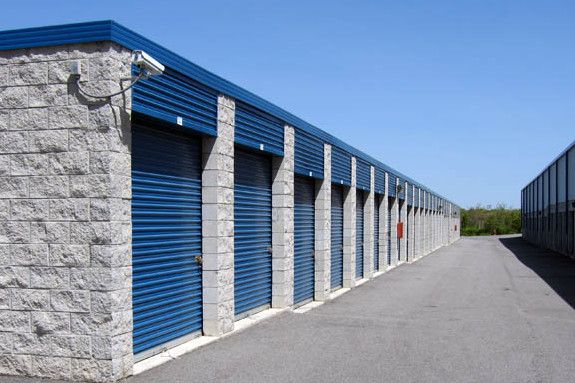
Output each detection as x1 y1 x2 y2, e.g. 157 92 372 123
132 50 165 78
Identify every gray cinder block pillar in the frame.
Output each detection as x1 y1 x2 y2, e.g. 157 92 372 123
202 95 235 336
343 157 356 287
399 183 407 264
407 186 415 263
271 125 295 308
314 144 331 301
363 167 374 278
0 42 133 381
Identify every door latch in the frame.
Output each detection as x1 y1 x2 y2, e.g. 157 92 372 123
195 256 203 265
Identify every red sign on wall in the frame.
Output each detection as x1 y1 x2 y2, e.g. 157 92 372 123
397 222 404 239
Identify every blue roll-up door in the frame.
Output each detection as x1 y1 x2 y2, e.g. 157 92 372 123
294 176 315 304
132 122 203 356
387 197 393 265
332 146 352 186
295 128 324 179
235 101 284 156
374 195 380 271
234 148 273 316
331 185 344 289
356 190 364 279
375 168 385 195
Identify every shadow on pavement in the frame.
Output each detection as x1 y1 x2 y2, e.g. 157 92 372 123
499 236 575 310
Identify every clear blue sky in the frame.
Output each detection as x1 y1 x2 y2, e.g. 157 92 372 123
2 1 574 208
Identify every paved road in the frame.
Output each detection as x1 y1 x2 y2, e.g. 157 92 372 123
129 235 575 383
3 235 575 382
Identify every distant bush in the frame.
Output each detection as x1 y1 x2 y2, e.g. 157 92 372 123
461 204 521 236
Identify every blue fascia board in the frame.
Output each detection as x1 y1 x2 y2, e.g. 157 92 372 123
0 20 457 207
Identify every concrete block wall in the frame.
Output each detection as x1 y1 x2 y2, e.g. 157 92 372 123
0 43 133 381
363 167 375 278
201 95 235 336
271 125 295 308
399 183 407 264
343 157 357 287
314 144 331 300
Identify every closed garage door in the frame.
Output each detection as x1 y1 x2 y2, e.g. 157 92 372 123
132 122 203 356
234 148 273 316
294 176 315 305
356 190 364 279
331 185 344 289
374 195 380 271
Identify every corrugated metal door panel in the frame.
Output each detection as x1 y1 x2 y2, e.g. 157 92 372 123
356 159 371 191
331 146 352 186
375 168 385 195
331 185 344 289
407 184 413 205
388 173 397 197
294 176 315 304
132 67 218 137
294 128 324 179
374 195 380 271
387 197 392 265
356 190 364 279
234 149 273 316
235 101 284 156
132 123 202 355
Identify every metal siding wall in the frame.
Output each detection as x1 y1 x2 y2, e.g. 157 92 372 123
356 159 371 191
294 176 316 304
331 185 345 288
234 149 273 315
374 195 380 271
331 146 352 186
388 173 397 197
132 123 203 355
294 129 324 179
235 102 284 156
375 168 385 195
558 156 567 252
569 149 575 254
356 190 365 278
132 67 218 137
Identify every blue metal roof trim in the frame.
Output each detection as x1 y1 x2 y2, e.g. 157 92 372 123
294 128 324 179
235 101 284 156
374 167 385 195
132 66 219 137
0 20 456 206
388 172 397 197
356 158 371 191
331 146 351 186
